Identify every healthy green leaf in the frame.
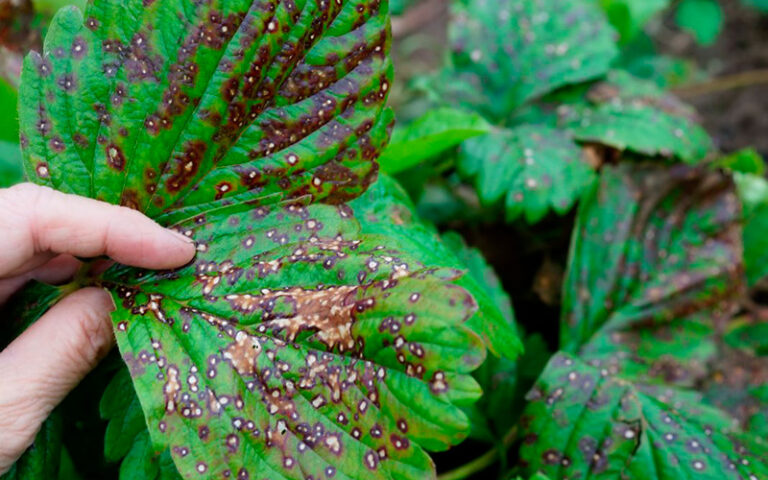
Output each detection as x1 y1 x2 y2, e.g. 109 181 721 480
448 0 618 120
349 175 522 359
518 353 768 479
20 0 393 217
378 108 491 175
735 173 768 287
716 148 766 175
675 0 723 46
561 163 743 386
103 200 486 480
599 0 669 43
458 125 597 224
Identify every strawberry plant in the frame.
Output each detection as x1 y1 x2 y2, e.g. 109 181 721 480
0 0 767 479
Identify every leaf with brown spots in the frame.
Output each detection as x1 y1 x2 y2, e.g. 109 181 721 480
518 353 768 479
561 162 744 388
19 0 393 215
448 0 618 121
349 175 523 360
102 200 485 479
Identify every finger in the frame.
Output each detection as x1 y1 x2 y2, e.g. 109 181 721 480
0 183 195 276
0 256 81 305
31 255 81 285
0 288 115 473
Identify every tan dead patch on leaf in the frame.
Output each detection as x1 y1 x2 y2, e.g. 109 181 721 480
226 286 361 351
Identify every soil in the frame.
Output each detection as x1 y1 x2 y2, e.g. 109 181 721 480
658 0 768 156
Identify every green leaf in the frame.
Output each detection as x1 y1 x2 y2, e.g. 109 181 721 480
349 175 523 360
469 334 551 443
0 413 63 480
736 173 768 286
676 0 723 46
599 0 669 43
716 148 766 175
101 366 182 479
458 125 597 224
558 72 713 162
448 0 618 120
103 200 486 480
518 353 768 479
561 163 743 386
742 0 768 12
20 0 393 217
511 72 713 163
378 108 492 175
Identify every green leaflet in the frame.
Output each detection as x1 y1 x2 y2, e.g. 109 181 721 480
513 71 713 163
20 0 393 217
448 0 618 120
598 0 669 43
458 125 597 224
518 353 768 479
735 173 768 286
675 0 723 46
100 366 181 479
378 108 492 175
103 200 485 480
349 175 522 360
561 163 743 387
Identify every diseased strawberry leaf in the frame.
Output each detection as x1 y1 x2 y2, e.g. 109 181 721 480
512 72 713 163
458 126 597 224
20 0 393 216
518 353 768 479
349 175 522 359
103 199 485 479
448 0 618 120
560 163 743 387
18 1 495 479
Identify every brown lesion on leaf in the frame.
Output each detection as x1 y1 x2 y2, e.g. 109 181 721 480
167 140 207 192
222 330 263 376
226 286 365 351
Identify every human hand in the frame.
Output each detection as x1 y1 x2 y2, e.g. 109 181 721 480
0 183 196 473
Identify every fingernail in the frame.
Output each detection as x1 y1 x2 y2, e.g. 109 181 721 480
166 228 194 245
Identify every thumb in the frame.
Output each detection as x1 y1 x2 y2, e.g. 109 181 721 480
0 287 115 474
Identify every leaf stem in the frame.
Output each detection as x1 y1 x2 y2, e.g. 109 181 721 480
672 69 768 98
436 426 518 480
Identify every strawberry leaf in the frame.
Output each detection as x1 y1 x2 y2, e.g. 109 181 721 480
448 0 618 120
458 126 597 224
20 0 393 216
103 200 485 479
349 175 522 359
560 163 743 387
519 353 768 479
512 72 713 163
